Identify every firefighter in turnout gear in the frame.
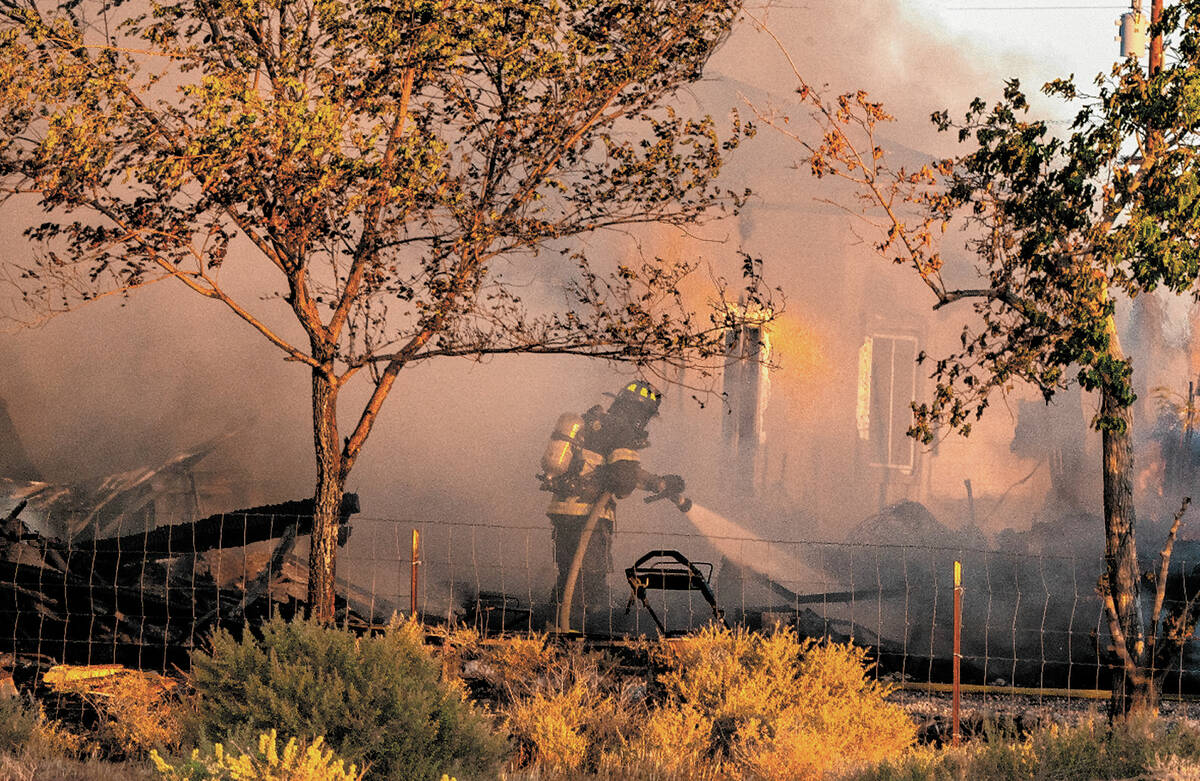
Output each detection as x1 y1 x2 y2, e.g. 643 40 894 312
539 379 686 631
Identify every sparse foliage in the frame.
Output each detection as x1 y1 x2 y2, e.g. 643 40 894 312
0 0 771 620
743 1 1200 714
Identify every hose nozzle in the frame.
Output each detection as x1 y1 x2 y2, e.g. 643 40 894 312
645 489 691 513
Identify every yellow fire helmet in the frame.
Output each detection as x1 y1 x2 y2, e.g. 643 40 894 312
615 379 663 416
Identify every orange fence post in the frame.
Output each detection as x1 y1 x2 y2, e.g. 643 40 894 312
411 529 420 617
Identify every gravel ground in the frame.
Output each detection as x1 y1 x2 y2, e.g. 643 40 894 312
889 688 1200 745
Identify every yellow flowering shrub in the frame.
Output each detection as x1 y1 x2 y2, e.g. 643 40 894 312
150 730 362 781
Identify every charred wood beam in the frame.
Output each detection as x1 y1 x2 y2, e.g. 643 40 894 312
2 500 26 539
59 494 360 557
226 522 298 624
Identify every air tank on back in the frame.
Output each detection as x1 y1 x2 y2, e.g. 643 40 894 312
541 412 584 478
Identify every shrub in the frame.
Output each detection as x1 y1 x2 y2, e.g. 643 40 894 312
0 696 39 754
847 714 1200 781
150 730 362 781
648 625 915 780
0 686 128 763
0 696 161 781
484 636 637 775
189 618 504 781
601 704 718 781
483 625 915 780
43 666 188 758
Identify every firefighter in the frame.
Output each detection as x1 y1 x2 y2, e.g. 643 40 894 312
539 379 686 629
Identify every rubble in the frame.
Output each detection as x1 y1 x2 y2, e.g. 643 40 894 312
0 439 223 542
0 492 374 678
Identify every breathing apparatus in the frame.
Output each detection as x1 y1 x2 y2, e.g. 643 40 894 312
541 412 585 480
540 379 661 484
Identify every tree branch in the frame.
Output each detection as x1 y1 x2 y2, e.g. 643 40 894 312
1101 575 1146 681
329 65 417 341
1151 497 1191 645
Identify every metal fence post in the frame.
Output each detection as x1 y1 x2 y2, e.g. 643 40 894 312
953 559 963 746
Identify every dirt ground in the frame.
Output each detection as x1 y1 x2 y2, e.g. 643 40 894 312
892 687 1200 745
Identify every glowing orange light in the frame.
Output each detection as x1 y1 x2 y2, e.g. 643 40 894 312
767 313 832 419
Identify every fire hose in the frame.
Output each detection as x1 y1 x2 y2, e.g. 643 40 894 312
556 485 692 632
556 491 612 632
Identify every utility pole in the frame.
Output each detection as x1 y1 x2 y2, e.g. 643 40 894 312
1149 0 1163 74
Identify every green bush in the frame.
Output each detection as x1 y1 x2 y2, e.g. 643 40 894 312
189 618 504 781
0 696 39 753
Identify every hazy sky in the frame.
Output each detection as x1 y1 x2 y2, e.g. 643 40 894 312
707 0 1151 142
911 0 1135 81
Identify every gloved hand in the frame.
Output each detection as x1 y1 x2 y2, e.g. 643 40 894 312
659 474 685 497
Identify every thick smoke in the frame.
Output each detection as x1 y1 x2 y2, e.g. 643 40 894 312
1 0 1186 625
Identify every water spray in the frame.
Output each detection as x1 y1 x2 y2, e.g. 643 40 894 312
681 501 827 591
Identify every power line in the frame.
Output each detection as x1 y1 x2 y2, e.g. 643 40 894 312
946 5 1126 9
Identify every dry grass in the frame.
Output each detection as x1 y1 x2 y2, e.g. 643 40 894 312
845 714 1200 781
0 749 159 781
1146 753 1200 780
442 624 917 781
0 694 159 781
43 666 189 759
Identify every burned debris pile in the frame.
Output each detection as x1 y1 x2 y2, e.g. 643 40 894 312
0 493 366 676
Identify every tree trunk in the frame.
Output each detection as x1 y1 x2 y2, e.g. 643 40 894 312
1102 384 1148 714
1129 673 1161 716
308 366 344 624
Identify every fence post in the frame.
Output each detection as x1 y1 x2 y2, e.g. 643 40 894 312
953 559 962 746
411 529 420 618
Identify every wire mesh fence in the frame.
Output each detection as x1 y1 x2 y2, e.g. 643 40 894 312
395 517 1124 692
4 508 1200 700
